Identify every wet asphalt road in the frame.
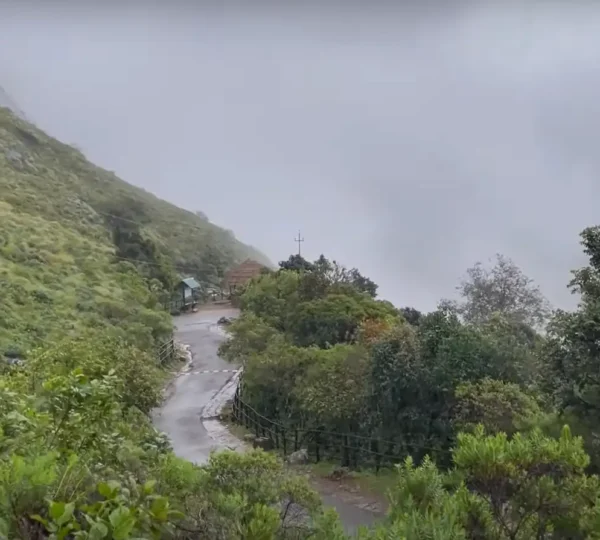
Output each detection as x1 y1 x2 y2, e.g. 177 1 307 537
152 306 240 464
153 306 382 535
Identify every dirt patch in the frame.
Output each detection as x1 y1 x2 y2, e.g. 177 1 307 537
290 465 389 516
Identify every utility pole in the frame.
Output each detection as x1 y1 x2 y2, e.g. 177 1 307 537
294 230 304 256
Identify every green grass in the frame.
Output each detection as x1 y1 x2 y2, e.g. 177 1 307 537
0 198 169 354
304 460 397 499
0 108 348 539
0 107 269 355
0 107 269 277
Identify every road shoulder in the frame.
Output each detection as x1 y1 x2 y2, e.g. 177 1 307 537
201 370 248 453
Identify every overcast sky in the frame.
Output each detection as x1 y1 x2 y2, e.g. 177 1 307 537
1 3 599 311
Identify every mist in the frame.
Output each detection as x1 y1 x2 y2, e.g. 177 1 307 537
2 2 599 311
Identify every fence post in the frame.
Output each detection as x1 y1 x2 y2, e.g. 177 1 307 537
342 435 350 467
315 431 321 463
274 424 279 449
373 439 381 473
294 429 299 452
282 428 287 456
254 410 260 437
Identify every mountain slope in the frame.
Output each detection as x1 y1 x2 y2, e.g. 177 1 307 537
0 106 269 354
0 107 270 278
0 85 29 121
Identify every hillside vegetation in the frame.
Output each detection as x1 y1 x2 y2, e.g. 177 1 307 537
0 106 269 287
0 107 268 356
221 243 600 537
0 109 344 539
5 103 600 538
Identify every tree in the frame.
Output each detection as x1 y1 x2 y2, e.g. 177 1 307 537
346 267 378 298
239 339 315 422
310 255 378 298
356 317 396 346
287 294 365 347
399 306 423 326
277 254 379 300
237 256 390 345
287 293 397 348
199 450 341 539
239 270 300 330
295 345 370 432
364 307 542 460
362 426 600 539
452 378 543 437
448 254 550 328
217 312 282 363
278 254 315 272
368 323 438 455
568 225 600 299
545 227 600 468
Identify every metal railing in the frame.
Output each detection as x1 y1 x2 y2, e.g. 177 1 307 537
231 388 451 471
163 298 186 313
157 337 176 365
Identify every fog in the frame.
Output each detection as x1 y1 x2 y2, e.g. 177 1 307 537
2 3 600 311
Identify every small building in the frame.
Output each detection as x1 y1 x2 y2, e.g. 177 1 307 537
222 259 268 295
176 277 201 308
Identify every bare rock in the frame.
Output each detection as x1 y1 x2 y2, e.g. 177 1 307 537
253 437 274 451
286 448 309 465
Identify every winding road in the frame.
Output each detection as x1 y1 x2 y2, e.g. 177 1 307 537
152 306 382 535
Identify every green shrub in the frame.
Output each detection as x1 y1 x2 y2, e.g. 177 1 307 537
361 426 600 539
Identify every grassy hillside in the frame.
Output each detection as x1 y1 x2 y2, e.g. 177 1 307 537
0 107 270 286
0 107 267 355
0 108 341 539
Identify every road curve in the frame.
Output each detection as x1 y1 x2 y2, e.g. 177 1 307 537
152 306 383 535
152 306 241 464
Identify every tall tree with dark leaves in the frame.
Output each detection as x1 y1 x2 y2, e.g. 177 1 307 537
278 254 315 272
545 227 600 467
399 306 423 326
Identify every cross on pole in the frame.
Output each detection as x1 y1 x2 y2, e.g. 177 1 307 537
294 230 304 256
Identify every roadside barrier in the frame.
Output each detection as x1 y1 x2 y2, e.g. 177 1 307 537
157 336 176 365
231 387 451 471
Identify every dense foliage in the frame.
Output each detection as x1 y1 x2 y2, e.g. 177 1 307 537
443 253 551 329
223 239 600 535
6 105 600 537
0 110 339 539
359 426 600 539
0 107 269 301
222 254 549 462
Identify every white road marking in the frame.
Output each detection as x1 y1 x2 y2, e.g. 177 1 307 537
191 369 240 375
176 368 239 379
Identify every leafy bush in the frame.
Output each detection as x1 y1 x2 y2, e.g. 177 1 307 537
1 108 348 539
224 253 548 466
361 426 600 539
452 378 543 437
